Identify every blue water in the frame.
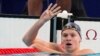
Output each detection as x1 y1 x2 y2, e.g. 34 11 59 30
0 53 100 56
82 53 100 56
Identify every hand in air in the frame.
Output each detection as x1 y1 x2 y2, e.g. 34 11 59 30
40 3 61 22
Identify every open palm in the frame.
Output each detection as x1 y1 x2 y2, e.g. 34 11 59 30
40 3 61 22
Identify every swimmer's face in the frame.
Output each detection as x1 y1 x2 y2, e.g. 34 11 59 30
61 29 81 52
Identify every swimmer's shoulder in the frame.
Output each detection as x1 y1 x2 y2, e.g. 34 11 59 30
79 49 94 55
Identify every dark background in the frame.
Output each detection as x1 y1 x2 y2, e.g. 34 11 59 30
0 0 100 17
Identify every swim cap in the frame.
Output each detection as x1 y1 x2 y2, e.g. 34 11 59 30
62 22 81 37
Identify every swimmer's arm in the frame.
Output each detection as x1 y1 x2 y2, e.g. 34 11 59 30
23 19 46 46
30 39 62 53
23 3 61 46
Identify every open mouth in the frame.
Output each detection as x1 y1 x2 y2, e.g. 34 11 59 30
66 43 72 46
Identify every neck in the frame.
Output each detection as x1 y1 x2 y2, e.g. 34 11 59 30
67 48 80 54
65 45 80 54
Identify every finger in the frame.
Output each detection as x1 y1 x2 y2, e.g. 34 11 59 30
47 3 53 10
50 3 57 11
52 6 61 13
54 10 62 15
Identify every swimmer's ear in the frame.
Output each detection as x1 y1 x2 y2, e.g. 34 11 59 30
79 38 82 43
80 36 82 42
79 40 81 43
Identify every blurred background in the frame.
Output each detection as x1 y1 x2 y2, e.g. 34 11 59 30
0 0 100 17
0 0 100 54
